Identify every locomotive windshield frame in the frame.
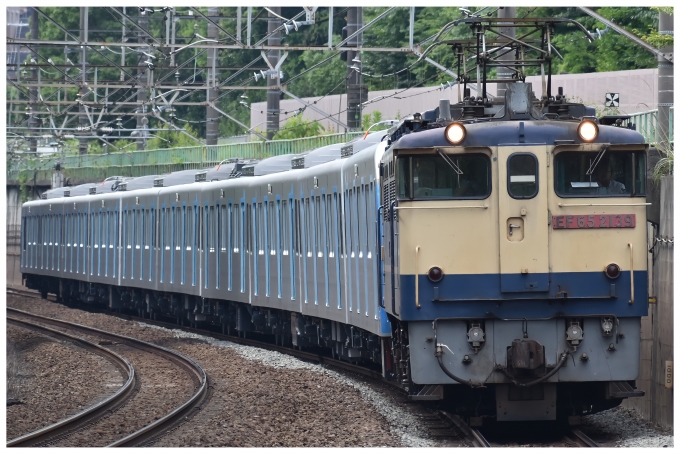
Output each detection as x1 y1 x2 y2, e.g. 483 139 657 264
554 149 647 198
396 151 491 201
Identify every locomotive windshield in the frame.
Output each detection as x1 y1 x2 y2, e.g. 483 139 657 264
555 151 646 197
397 153 491 200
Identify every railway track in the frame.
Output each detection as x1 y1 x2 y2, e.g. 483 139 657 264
7 288 600 448
6 305 208 447
6 317 135 447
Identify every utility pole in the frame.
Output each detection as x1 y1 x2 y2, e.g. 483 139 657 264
78 7 89 154
266 7 281 140
657 10 673 149
497 7 516 100
29 7 38 154
346 7 365 131
136 8 149 150
205 7 219 145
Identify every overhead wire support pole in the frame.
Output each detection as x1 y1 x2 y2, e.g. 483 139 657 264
334 7 396 50
190 7 241 46
106 7 161 46
578 7 673 63
328 7 333 49
409 7 415 50
247 7 252 46
253 10 306 47
207 102 267 141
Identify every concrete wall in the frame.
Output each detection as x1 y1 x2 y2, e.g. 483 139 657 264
624 176 673 429
251 68 658 130
6 186 23 288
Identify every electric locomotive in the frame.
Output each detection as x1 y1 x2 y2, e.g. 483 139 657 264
379 17 648 421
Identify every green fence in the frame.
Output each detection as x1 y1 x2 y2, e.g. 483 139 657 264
8 132 362 185
629 107 674 144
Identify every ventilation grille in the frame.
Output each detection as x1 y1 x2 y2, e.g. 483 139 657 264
291 156 305 169
195 172 207 182
382 183 389 221
41 193 47 199
241 166 255 176
89 187 97 195
153 178 164 187
341 144 354 158
117 183 127 191
64 189 71 197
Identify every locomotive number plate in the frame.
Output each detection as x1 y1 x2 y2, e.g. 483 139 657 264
552 214 636 229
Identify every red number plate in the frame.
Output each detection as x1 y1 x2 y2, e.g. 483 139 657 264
552 214 636 229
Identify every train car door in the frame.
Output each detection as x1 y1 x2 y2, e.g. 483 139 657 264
497 145 550 292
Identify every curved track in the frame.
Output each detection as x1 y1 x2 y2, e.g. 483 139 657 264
7 289 600 447
6 317 135 447
6 305 209 447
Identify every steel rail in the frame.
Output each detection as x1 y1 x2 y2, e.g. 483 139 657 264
439 411 491 447
6 289 387 384
6 316 136 448
6 307 209 448
567 428 600 447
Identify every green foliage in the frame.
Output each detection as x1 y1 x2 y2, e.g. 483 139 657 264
362 111 385 131
272 115 325 140
146 124 202 150
632 29 673 48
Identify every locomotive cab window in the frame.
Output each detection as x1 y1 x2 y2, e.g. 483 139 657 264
508 153 538 199
555 151 646 197
397 153 490 200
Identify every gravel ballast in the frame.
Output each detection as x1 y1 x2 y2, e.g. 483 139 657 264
7 293 674 447
6 323 124 441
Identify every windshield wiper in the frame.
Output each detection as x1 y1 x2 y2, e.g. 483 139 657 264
436 149 463 175
585 145 609 176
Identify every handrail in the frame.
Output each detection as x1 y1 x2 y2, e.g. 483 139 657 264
628 243 634 304
558 203 651 207
415 245 421 309
395 205 488 210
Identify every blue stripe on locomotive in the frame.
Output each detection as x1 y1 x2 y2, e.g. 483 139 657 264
398 271 648 320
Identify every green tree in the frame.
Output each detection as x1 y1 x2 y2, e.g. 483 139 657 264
272 115 325 140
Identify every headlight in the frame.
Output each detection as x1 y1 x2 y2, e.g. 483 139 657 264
578 119 599 142
445 122 466 145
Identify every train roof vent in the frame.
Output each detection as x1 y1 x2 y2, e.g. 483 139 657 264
41 193 47 199
64 189 71 197
291 156 305 169
117 182 128 191
241 165 255 177
195 171 207 182
89 187 97 195
153 178 164 187
341 144 354 158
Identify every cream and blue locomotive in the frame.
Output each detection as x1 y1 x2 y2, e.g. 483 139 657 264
19 17 648 422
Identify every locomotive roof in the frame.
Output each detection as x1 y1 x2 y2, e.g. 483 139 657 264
391 120 646 150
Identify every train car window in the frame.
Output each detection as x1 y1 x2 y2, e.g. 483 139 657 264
325 195 332 256
397 153 491 200
508 153 538 199
178 206 184 285
240 202 246 293
226 203 232 290
113 210 118 278
333 191 342 309
276 199 282 298
139 208 144 280
105 211 109 277
554 151 646 197
265 201 271 297
192 205 198 286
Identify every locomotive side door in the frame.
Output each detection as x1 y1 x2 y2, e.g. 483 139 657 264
497 144 550 293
